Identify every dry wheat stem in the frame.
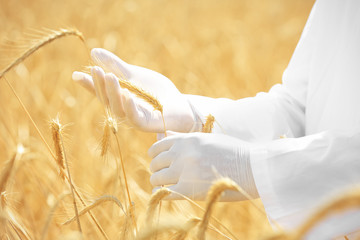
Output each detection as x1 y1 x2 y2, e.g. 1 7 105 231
146 188 171 224
71 183 110 240
121 203 136 240
51 118 82 233
63 195 126 225
168 189 238 240
7 211 32 240
114 133 138 233
202 114 215 133
293 189 360 240
0 29 84 78
198 178 239 240
1 36 107 239
0 153 16 193
3 77 57 161
41 192 71 240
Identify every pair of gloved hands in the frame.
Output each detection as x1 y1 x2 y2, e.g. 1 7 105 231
73 48 258 201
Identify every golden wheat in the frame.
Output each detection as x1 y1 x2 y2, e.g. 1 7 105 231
63 195 126 225
202 114 215 133
0 29 84 79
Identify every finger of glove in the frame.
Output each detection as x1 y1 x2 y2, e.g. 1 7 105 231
91 48 131 79
148 135 180 158
105 73 125 118
120 89 146 128
149 151 173 173
150 167 179 187
91 66 109 107
72 71 96 95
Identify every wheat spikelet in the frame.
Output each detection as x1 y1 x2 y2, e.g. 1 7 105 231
202 114 215 133
50 117 82 233
146 188 171 225
118 77 163 113
101 116 118 157
197 178 239 240
292 188 360 239
63 195 126 225
117 76 167 136
50 118 66 180
0 28 84 79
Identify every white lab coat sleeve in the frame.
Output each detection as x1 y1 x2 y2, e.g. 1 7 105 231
185 1 318 143
250 130 360 239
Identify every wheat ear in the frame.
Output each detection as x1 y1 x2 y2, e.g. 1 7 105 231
50 117 82 233
100 116 118 157
145 188 171 225
117 77 167 136
202 114 215 133
168 189 238 240
197 178 239 240
0 28 84 78
0 29 107 239
63 195 126 225
293 188 360 240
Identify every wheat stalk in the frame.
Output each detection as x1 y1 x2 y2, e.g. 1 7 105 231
146 188 171 225
41 192 71 240
0 29 107 240
197 178 239 240
0 28 84 79
112 125 138 233
63 195 126 225
0 153 17 194
50 117 82 233
167 189 238 240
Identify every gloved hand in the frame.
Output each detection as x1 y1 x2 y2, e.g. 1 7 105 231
148 132 259 201
72 48 198 133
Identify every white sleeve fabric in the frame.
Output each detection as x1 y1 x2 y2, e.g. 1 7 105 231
250 130 360 239
185 0 315 143
189 0 360 238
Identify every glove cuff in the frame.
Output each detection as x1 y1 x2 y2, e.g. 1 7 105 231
235 146 259 199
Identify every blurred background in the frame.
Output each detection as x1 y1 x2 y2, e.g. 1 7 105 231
0 0 314 239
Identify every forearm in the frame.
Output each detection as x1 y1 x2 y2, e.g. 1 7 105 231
185 84 305 143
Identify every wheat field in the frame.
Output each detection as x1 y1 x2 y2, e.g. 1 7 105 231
0 0 324 239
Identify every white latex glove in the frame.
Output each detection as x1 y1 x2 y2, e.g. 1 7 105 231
148 132 259 201
72 48 198 133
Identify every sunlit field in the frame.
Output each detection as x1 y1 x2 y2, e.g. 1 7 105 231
0 1 317 239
